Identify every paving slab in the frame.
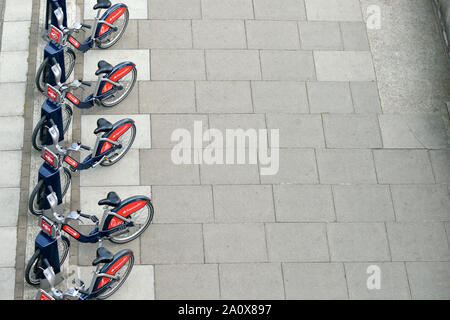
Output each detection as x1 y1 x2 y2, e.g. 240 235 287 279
1 21 31 51
429 149 450 185
390 185 450 222
307 82 353 113
193 20 246 49
81 114 151 149
3 0 32 21
305 0 362 21
252 81 309 113
266 223 329 262
327 223 390 262
350 82 382 113
406 262 450 299
283 263 348 299
246 20 300 50
0 83 26 116
0 268 15 300
148 0 201 19
139 81 195 114
208 113 266 132
219 263 285 300
0 188 20 227
333 185 395 222
298 22 342 50
387 222 450 261
273 185 335 222
196 81 253 113
200 160 261 185
201 0 254 19
203 223 267 263
0 51 28 82
141 224 204 264
138 20 192 49
153 185 214 223
314 51 376 81
0 227 17 267
213 185 275 223
345 262 411 300
0 151 22 187
253 0 306 20
373 150 435 184
206 50 261 80
151 49 205 80
340 22 370 51
155 264 220 300
316 149 377 184
84 49 150 81
0 116 24 150
260 50 315 81
80 149 140 186
84 0 148 20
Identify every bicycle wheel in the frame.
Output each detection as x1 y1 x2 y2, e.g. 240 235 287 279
60 167 72 198
96 7 129 49
31 116 46 151
96 252 134 300
100 123 136 167
35 48 75 93
58 235 70 266
62 104 73 135
25 249 42 286
29 179 45 216
109 201 154 244
100 66 137 107
63 46 76 81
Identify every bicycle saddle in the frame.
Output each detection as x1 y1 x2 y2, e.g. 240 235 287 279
94 0 112 10
95 60 114 76
94 118 113 135
92 247 114 266
98 191 121 207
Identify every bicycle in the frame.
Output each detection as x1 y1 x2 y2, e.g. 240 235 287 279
29 116 136 216
37 0 130 92
26 188 153 289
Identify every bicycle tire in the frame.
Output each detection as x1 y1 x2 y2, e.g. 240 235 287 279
31 116 46 151
35 56 49 93
35 48 75 93
100 123 136 167
96 7 129 49
29 179 45 216
100 66 137 108
25 249 42 286
58 235 70 266
61 167 72 198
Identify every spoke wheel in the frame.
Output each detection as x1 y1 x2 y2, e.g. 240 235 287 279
96 253 134 300
100 123 136 167
100 66 137 107
97 8 129 49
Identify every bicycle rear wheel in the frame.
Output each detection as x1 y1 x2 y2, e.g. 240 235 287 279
100 66 137 107
96 7 129 49
100 123 136 167
96 252 134 300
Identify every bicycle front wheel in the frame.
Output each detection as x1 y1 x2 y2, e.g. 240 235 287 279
100 66 137 107
100 123 136 167
96 7 129 49
96 253 134 300
29 179 45 216
25 249 42 286
35 48 75 93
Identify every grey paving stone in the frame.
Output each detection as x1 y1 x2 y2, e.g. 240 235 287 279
141 224 204 264
305 0 362 21
446 223 450 248
316 149 377 184
203 223 267 263
2 21 30 51
213 185 275 223
4 0 32 21
260 149 318 184
193 20 246 49
266 223 329 262
0 151 21 187
333 185 395 222
111 265 155 300
387 222 450 261
283 263 348 299
350 82 382 113
390 185 450 222
140 149 200 185
106 20 139 49
153 185 214 223
219 263 285 299
85 0 148 19
151 50 205 80
379 115 448 149
138 20 192 49
155 264 220 299
253 0 306 20
200 161 260 185
201 0 254 19
148 0 201 19
345 263 411 300
273 185 335 222
151 114 208 149
429 149 450 185
0 268 15 300
0 116 23 150
0 51 28 82
373 150 435 184
406 262 450 299
0 83 25 116
327 223 390 261
0 188 19 227
260 50 315 81
266 114 325 148
206 50 261 80
0 227 16 267
307 82 353 113
208 113 267 132
246 20 300 50
323 114 382 148
298 22 342 50
340 22 370 51
139 81 196 114
252 81 309 113
196 81 253 113
314 51 376 81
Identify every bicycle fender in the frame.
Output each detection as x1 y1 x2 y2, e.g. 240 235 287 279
102 195 151 231
96 61 135 96
95 3 127 40
95 118 135 156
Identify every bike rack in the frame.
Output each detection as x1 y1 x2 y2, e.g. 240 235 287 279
37 162 64 211
45 0 67 32
35 231 63 285
44 41 67 85
40 99 66 146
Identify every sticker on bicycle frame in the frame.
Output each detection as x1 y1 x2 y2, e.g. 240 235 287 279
97 253 131 289
68 36 80 48
64 156 78 168
47 86 59 102
66 93 79 105
49 26 61 43
99 7 126 36
38 290 54 300
43 149 57 167
100 122 132 153
40 217 54 236
63 225 80 239
108 200 147 229
101 65 133 94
